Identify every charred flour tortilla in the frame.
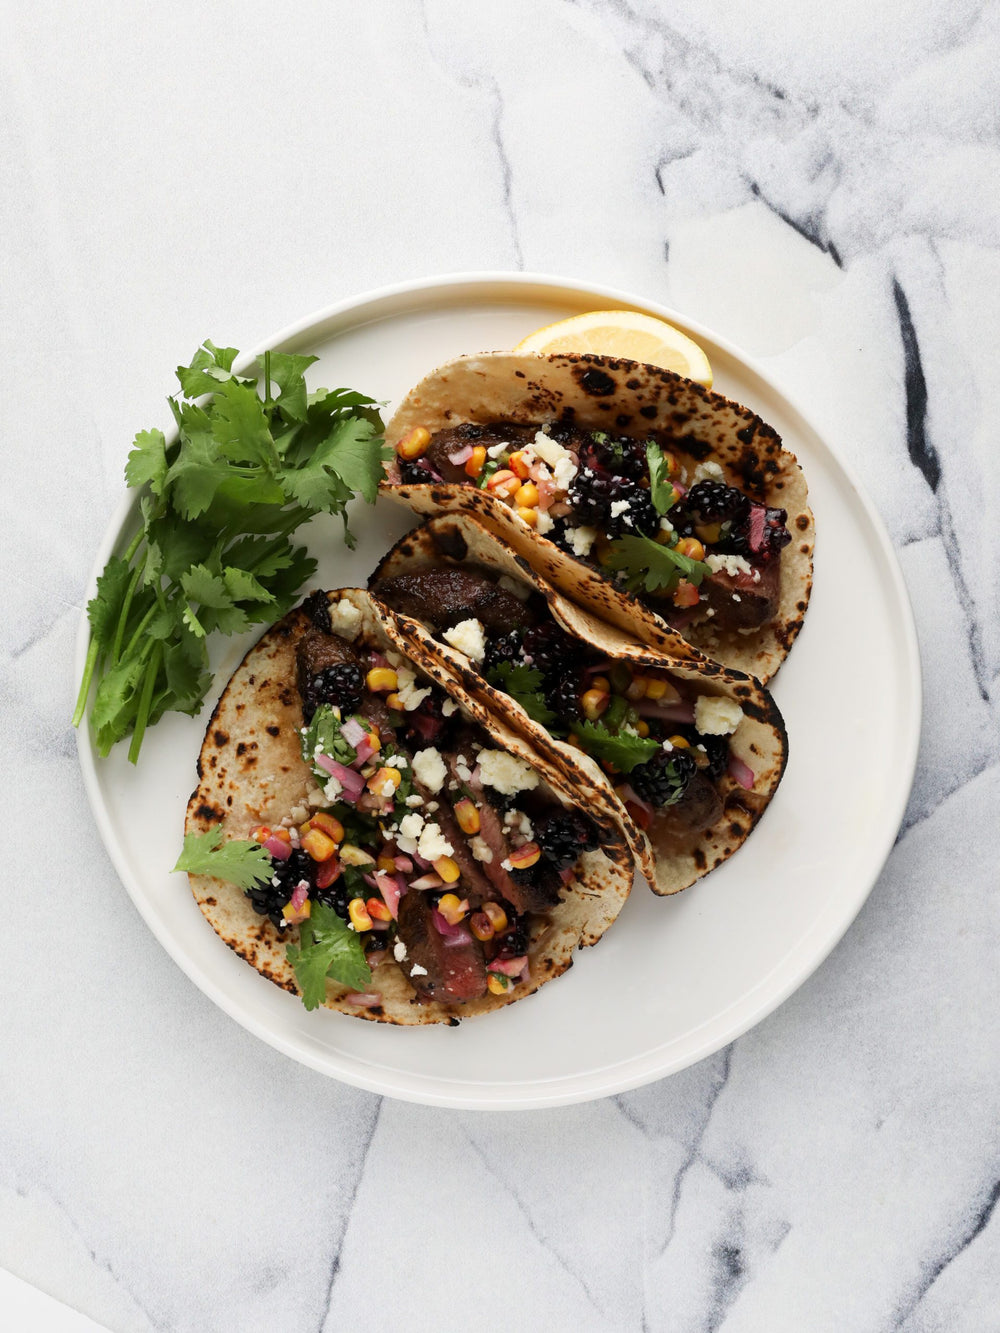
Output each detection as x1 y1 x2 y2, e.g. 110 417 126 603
371 515 787 896
381 351 814 682
184 589 633 1024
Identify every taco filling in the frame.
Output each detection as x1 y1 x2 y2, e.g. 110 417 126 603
395 421 792 636
242 593 604 1006
372 566 752 861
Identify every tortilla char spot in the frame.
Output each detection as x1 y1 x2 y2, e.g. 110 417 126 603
213 729 229 746
693 847 707 870
577 367 616 396
226 795 233 807
736 423 756 445
729 822 744 838
514 370 526 379
626 378 641 390
675 433 712 461
266 724 280 737
639 405 658 420
795 513 810 531
616 414 632 428
208 756 218 770
800 543 810 554
434 525 468 561
195 802 222 822
205 896 216 906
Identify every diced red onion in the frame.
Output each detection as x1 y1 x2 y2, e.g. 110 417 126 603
432 909 469 941
411 852 432 870
362 872 378 889
352 737 377 767
366 949 388 967
376 872 406 919
314 754 365 799
536 478 556 510
489 955 528 978
619 784 652 815
673 483 686 498
290 881 309 911
369 651 390 669
341 717 367 747
370 918 391 932
447 443 474 465
728 754 756 789
548 501 572 518
410 873 444 891
344 991 382 1008
582 660 616 678
263 835 292 861
394 855 413 874
637 700 696 724
558 866 575 884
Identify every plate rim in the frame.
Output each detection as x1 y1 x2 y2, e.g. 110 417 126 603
74 270 922 1109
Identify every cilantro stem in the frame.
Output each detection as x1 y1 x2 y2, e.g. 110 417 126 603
123 600 161 658
110 558 145 665
127 641 162 765
71 636 100 729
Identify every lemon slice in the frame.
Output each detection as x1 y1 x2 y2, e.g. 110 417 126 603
513 309 713 388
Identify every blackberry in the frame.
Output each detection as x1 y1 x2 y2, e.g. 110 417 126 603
629 748 697 807
536 811 600 869
484 629 524 674
301 661 364 722
521 622 575 674
714 503 791 563
578 432 648 480
545 667 584 721
248 848 316 929
399 457 441 484
494 914 529 959
699 734 730 781
676 480 751 526
604 478 660 538
568 468 615 525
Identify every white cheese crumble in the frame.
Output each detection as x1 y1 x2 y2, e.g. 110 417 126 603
487 441 509 459
532 430 572 469
380 780 396 797
553 453 577 492
443 618 486 663
399 812 425 840
609 499 630 519
470 835 493 863
393 939 408 963
410 963 428 977
441 698 457 717
328 597 363 640
417 821 453 862
705 553 754 579
534 508 554 535
306 787 327 807
411 747 447 794
322 776 343 802
692 460 725 483
405 794 424 807
394 665 431 711
478 749 540 797
694 696 744 736
565 525 598 557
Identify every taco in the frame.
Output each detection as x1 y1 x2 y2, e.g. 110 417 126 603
381 351 814 682
370 514 787 896
183 589 633 1023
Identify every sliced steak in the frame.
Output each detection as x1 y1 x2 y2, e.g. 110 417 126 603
395 891 487 1003
425 423 537 484
699 560 780 633
647 772 724 859
409 776 495 901
295 628 363 700
372 568 536 634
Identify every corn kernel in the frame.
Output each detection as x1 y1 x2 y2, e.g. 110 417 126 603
436 892 468 924
508 450 531 479
348 898 373 932
695 522 722 544
376 852 397 874
663 451 679 478
636 720 650 737
509 842 541 870
675 537 705 561
470 911 495 942
625 676 647 702
672 579 701 609
581 688 610 721
282 897 311 925
340 843 375 867
487 973 509 995
366 897 393 923
454 798 480 835
396 426 430 460
668 735 691 749
655 526 676 545
308 811 344 843
465 445 487 478
434 856 461 884
366 667 398 693
385 692 406 711
486 469 520 498
516 506 538 527
592 675 611 693
249 824 271 844
367 765 402 795
269 827 292 844
514 481 539 508
302 828 337 862
483 901 508 933
566 733 580 749
643 677 670 702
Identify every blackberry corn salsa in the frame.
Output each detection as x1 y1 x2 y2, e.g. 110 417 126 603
394 420 792 636
237 593 606 1010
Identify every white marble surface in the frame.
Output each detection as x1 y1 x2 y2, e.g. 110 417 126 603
3 2 999 1329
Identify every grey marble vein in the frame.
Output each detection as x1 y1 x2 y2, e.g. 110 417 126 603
315 1099 383 1333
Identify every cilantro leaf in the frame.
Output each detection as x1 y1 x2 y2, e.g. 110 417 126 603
575 720 661 773
605 535 711 595
175 341 244 397
486 661 557 725
125 430 169 494
646 443 676 516
172 827 273 889
86 557 134 649
210 378 280 469
300 704 358 778
286 901 372 1009
265 352 318 423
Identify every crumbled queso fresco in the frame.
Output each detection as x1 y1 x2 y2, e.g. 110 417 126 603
327 597 363 640
705 553 757 580
394 665 431 710
411 746 447 793
694 695 744 736
477 749 539 796
565 525 598 557
442 618 486 663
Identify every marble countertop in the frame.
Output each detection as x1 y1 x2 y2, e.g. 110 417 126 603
4 2 998 1329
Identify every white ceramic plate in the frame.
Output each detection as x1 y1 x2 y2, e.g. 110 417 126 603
76 274 920 1109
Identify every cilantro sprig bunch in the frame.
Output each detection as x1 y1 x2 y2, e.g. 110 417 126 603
605 535 711 596
73 340 390 763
